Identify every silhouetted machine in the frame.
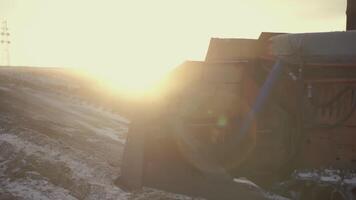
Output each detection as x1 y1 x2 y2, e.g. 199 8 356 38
118 1 356 199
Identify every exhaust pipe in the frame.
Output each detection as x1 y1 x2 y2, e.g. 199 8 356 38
347 0 356 30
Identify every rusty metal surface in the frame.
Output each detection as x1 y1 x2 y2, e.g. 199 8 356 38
120 30 356 199
300 83 356 169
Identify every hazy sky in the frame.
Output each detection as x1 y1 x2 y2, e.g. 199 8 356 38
0 0 347 91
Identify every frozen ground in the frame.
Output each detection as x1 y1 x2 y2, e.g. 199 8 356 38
0 68 200 200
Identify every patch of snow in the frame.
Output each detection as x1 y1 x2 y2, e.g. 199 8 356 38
75 102 130 124
233 178 290 200
0 86 10 91
22 87 128 125
0 134 92 180
344 176 356 185
86 138 100 143
295 171 319 180
19 87 129 143
264 192 290 200
92 127 126 144
233 177 259 188
133 187 205 200
2 178 77 200
295 169 356 186
320 174 341 183
0 133 129 199
75 120 127 143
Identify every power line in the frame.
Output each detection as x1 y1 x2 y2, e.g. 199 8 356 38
0 20 11 66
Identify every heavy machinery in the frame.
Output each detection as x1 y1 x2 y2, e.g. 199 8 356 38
118 1 356 199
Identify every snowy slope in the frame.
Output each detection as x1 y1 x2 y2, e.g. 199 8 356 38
0 68 199 200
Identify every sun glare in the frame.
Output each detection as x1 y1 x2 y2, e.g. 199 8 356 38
86 65 170 98
1 0 346 99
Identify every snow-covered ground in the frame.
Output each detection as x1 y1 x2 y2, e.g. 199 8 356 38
0 68 200 200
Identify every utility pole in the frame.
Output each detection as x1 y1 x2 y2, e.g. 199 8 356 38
0 20 11 66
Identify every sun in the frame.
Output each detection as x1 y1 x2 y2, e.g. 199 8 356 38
85 65 170 99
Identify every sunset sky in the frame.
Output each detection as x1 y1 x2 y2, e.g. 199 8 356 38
0 0 347 92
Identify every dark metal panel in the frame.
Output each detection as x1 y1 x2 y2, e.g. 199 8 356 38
347 0 356 30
